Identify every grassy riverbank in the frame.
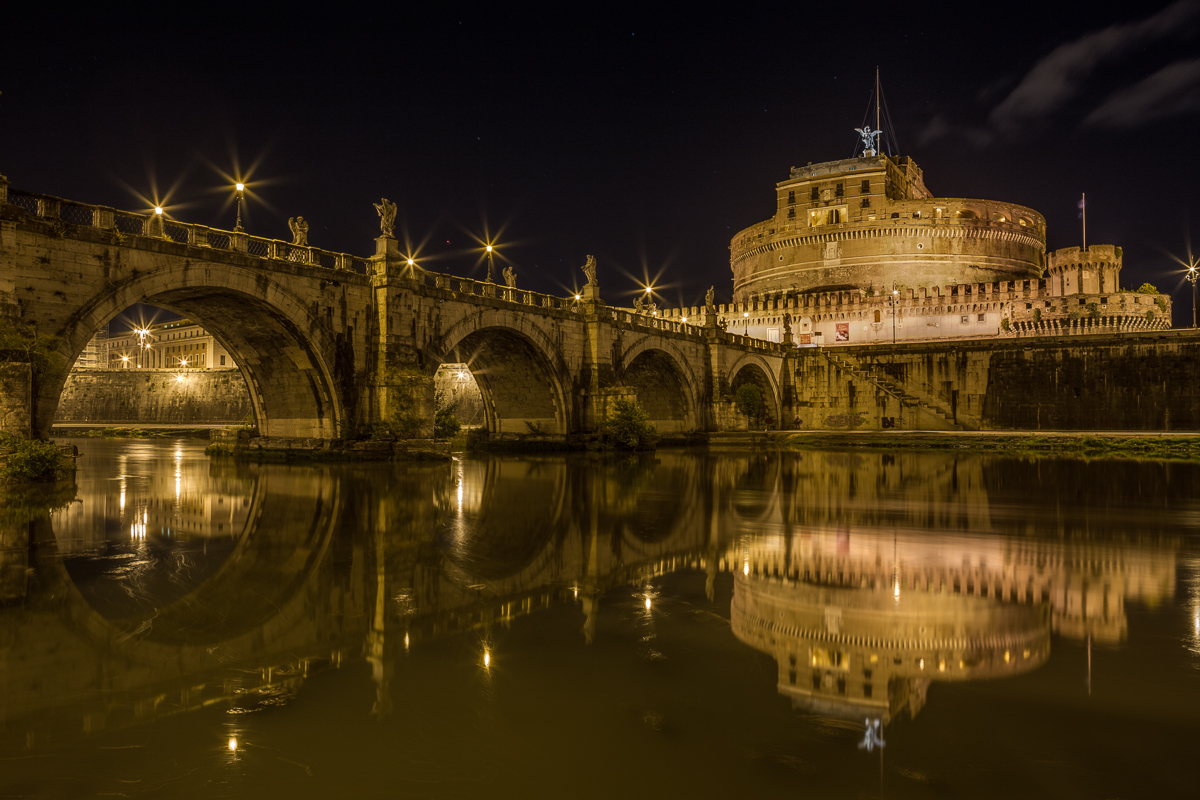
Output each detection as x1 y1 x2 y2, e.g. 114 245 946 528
776 431 1200 462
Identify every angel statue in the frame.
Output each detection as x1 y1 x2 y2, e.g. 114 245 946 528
783 313 792 335
633 295 645 314
288 216 309 246
373 198 397 238
581 254 598 287
855 126 882 156
503 265 517 288
705 285 716 310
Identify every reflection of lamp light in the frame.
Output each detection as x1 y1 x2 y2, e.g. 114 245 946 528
228 737 238 752
483 650 491 668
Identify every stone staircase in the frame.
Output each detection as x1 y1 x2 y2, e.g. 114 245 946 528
819 350 969 431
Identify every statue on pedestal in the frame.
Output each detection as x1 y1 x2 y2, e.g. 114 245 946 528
503 265 516 288
855 126 882 157
705 285 716 311
581 254 597 287
373 198 397 238
634 295 645 314
288 216 309 246
783 313 792 336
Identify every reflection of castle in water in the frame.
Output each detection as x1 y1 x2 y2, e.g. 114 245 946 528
2 447 1188 746
727 525 1178 724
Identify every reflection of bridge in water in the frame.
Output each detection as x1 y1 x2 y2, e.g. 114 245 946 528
0 449 1183 744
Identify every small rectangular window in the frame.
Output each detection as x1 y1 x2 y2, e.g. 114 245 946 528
861 179 870 193
787 190 795 205
977 313 986 322
861 198 871 208
913 211 921 219
220 355 226 366
960 315 969 324
835 183 844 197
787 208 795 219
891 212 900 219
810 187 819 201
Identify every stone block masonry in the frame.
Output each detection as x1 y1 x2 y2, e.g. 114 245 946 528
0 363 31 436
792 330 1200 432
54 369 253 425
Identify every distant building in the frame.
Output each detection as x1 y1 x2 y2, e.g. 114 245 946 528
73 322 109 369
97 319 235 370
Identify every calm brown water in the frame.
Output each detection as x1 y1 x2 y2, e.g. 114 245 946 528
2 439 1199 798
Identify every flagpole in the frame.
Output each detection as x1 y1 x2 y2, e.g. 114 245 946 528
1082 192 1086 252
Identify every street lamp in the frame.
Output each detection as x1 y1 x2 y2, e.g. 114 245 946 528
234 183 245 232
1185 259 1199 329
485 244 495 283
891 286 899 345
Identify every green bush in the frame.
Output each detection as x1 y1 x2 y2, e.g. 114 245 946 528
734 383 766 426
369 414 422 440
466 427 491 450
0 435 76 482
1001 318 1010 331
601 398 656 450
434 389 461 439
1032 308 1042 323
204 442 232 457
1136 283 1159 295
1087 302 1099 322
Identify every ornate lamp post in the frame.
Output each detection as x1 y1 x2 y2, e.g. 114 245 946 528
234 183 245 232
485 244 495 283
1186 259 1199 329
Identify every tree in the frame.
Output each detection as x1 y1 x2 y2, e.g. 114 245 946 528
601 398 656 450
734 383 766 428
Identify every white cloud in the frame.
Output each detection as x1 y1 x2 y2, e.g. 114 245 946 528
1084 58 1200 127
988 1 1198 133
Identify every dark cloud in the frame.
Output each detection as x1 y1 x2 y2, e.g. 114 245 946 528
1083 58 1200 127
989 1 1198 133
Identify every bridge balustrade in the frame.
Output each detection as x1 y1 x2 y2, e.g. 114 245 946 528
3 188 373 275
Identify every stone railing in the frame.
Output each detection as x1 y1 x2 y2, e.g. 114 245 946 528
1004 314 1171 338
3 188 373 274
417 272 580 311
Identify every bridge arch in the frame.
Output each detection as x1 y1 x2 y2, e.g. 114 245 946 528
430 312 571 435
618 338 699 433
34 467 343 667
728 354 781 424
47 262 349 438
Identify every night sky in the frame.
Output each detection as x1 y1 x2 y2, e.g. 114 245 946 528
3 3 1198 330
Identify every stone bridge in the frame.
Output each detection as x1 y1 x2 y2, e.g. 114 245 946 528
0 178 794 439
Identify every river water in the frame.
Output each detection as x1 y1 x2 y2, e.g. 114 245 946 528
2 438 1199 798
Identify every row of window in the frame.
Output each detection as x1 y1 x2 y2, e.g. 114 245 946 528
786 180 872 206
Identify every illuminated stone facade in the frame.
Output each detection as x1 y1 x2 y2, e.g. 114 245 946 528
655 154 1170 345
731 155 1046 301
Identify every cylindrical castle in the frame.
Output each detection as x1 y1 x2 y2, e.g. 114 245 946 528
730 154 1046 301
